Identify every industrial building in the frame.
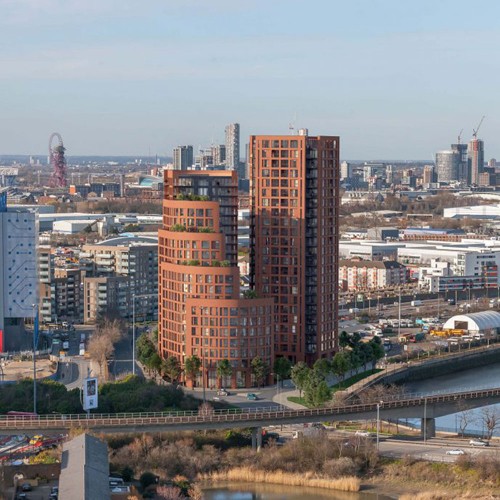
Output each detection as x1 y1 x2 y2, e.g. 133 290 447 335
442 311 500 337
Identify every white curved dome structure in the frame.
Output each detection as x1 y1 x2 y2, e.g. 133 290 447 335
442 311 500 333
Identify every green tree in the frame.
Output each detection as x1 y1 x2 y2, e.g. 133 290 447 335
358 343 373 371
313 358 331 380
273 357 292 386
216 359 233 388
251 356 268 388
349 350 362 374
184 355 202 388
339 331 351 350
368 337 385 368
136 333 156 366
146 352 162 378
331 351 351 386
291 362 310 397
304 369 332 407
161 356 182 385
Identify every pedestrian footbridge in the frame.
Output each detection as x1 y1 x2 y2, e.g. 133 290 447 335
0 387 498 438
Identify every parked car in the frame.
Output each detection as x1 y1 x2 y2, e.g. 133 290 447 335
21 484 32 492
446 449 465 455
216 390 229 396
469 439 488 447
246 393 258 401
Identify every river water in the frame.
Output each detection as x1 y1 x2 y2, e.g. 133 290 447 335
202 483 393 500
202 362 500 498
405 360 500 435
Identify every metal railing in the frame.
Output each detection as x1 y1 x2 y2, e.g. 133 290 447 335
0 387 498 431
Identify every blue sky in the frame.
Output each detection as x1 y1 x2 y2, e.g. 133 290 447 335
0 0 499 159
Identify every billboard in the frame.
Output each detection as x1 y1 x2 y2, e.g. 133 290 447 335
82 377 98 411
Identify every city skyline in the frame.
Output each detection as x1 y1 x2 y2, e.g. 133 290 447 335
1 0 500 158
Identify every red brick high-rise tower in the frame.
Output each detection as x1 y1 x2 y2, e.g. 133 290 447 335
250 130 340 364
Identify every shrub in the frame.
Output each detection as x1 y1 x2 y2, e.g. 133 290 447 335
322 457 358 478
139 471 158 490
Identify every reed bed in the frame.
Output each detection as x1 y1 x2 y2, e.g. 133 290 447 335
201 467 360 492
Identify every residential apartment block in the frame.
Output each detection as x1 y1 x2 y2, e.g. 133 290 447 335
339 260 407 291
249 131 340 363
83 276 129 324
80 236 158 323
158 170 274 388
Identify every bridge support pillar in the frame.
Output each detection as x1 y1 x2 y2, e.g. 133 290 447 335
251 427 262 452
421 418 436 439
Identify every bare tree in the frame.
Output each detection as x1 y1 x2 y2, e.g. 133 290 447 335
87 334 113 377
480 407 499 440
87 318 124 378
457 407 476 437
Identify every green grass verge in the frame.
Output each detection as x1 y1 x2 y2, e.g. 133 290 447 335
333 368 383 390
287 368 383 407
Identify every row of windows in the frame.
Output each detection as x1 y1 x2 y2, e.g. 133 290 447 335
161 271 234 284
164 207 214 217
192 305 272 316
160 239 220 250
261 169 300 178
191 347 272 361
192 335 271 346
259 140 300 148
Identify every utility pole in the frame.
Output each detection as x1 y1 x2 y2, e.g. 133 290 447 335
32 304 39 415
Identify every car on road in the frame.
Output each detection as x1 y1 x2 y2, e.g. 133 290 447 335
355 430 371 437
246 393 258 401
446 449 465 455
21 483 32 492
216 390 229 396
469 439 489 447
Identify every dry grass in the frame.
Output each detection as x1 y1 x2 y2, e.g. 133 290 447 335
399 493 497 500
201 467 360 492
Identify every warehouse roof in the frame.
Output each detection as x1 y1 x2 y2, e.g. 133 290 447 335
442 311 500 331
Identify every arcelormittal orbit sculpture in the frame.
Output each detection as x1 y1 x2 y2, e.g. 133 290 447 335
49 132 67 187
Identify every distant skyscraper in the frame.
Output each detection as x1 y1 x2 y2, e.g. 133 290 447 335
422 165 436 185
488 158 497 168
386 165 393 184
468 138 484 185
225 123 240 170
250 131 340 363
451 143 468 182
340 161 353 180
435 150 460 182
211 144 226 166
173 145 194 170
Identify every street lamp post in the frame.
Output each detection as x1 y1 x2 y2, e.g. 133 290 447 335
398 287 402 339
132 293 157 376
132 295 136 376
200 306 206 404
376 401 383 451
423 397 428 442
32 304 39 415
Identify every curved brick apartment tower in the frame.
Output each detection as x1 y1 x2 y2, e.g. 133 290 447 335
158 170 274 388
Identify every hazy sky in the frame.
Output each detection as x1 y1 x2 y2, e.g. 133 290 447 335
1 0 499 160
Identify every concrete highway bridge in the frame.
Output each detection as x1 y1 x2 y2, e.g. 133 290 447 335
1 387 499 441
